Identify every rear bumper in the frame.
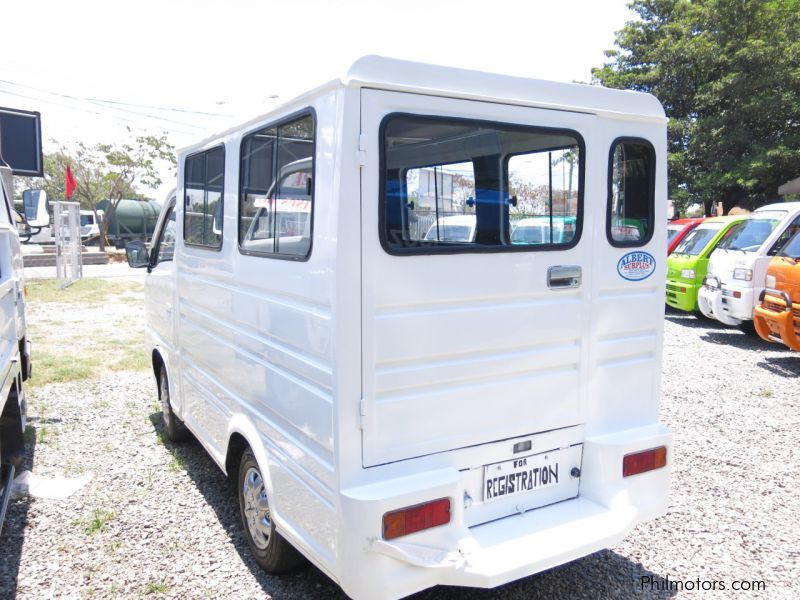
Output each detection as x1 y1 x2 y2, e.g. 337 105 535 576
754 290 800 350
665 279 699 312
338 423 672 600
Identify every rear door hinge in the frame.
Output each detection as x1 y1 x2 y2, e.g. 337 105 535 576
357 133 367 167
359 397 367 429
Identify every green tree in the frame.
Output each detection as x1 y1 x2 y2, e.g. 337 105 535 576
17 133 175 250
592 0 800 215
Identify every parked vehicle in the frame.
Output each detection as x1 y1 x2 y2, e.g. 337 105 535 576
126 56 670 600
753 231 800 350
667 217 704 255
665 216 746 313
0 166 29 535
80 209 103 241
698 202 800 331
423 215 476 242
96 198 161 248
511 216 576 244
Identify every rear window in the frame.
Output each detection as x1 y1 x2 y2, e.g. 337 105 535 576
717 212 785 252
673 223 723 256
381 115 583 253
607 138 655 247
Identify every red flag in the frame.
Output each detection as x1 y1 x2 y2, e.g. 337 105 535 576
65 165 77 199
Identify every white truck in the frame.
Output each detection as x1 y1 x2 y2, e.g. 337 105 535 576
698 201 800 331
127 56 671 599
0 165 29 533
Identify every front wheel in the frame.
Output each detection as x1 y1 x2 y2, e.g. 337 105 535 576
238 448 304 573
158 368 188 442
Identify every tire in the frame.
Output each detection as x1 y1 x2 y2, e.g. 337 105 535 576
238 448 304 573
158 368 189 442
738 320 758 336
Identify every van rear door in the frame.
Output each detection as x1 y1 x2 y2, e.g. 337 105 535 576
360 89 598 467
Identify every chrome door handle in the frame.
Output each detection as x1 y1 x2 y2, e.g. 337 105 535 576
548 265 582 289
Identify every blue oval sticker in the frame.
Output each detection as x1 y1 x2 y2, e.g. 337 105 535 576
617 251 656 281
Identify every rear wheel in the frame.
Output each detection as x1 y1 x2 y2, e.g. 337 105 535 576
158 368 188 442
238 448 304 573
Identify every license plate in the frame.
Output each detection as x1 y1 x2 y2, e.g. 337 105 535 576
483 451 561 502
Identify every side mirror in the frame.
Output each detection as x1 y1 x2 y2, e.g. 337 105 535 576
22 189 49 228
125 240 150 268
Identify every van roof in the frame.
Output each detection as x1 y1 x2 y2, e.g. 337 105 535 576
180 56 666 155
702 215 747 223
754 201 800 213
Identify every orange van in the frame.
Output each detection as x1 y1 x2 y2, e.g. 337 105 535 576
754 231 800 350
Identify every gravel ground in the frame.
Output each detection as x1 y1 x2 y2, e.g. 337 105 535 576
1 303 798 599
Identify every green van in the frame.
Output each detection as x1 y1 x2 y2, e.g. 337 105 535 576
666 215 747 313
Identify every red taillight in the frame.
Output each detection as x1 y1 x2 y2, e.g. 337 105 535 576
623 446 667 477
382 498 451 540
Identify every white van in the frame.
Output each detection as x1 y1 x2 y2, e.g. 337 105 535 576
698 202 800 330
0 167 29 532
127 57 671 599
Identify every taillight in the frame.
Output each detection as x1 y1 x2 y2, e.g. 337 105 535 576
382 498 451 540
622 446 667 477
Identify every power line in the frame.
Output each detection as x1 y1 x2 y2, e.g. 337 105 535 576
0 77 233 118
0 87 199 136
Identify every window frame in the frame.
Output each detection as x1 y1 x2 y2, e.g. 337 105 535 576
182 144 226 251
237 107 316 262
606 136 656 248
150 198 177 268
378 112 586 256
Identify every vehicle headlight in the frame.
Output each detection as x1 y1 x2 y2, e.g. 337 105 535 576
733 268 753 281
681 269 696 280
766 274 776 288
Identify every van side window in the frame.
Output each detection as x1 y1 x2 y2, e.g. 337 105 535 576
184 146 224 249
382 115 583 253
239 112 314 259
607 138 655 246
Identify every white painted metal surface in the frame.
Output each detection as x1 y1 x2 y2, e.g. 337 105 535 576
144 57 671 600
698 201 800 325
53 201 83 288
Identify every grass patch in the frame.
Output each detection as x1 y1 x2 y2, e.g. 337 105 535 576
145 579 170 595
109 349 149 372
758 387 774 398
167 453 186 472
26 279 143 304
28 351 101 387
74 508 116 535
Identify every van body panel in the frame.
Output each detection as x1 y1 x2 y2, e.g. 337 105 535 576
360 89 594 467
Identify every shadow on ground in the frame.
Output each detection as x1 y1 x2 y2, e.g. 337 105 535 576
757 355 800 378
663 306 728 330
148 415 676 600
148 413 348 599
0 420 37 599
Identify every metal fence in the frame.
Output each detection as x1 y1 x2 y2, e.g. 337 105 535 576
54 201 83 288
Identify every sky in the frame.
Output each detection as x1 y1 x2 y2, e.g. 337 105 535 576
0 0 636 199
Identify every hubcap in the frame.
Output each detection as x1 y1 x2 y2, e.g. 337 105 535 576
242 466 271 549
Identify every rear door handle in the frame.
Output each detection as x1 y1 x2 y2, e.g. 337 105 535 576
548 265 582 289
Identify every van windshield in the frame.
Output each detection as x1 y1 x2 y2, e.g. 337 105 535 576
716 212 786 252
667 224 683 243
673 223 723 256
